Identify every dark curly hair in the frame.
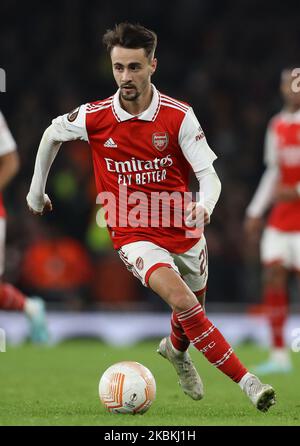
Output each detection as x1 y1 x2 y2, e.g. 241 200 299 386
103 22 157 59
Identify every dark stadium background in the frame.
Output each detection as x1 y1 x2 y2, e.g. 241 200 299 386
1 0 300 312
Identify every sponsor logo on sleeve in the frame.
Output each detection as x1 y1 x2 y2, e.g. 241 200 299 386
67 107 80 122
195 126 205 142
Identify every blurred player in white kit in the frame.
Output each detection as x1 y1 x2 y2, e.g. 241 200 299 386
0 110 48 343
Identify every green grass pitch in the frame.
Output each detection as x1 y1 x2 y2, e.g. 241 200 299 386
0 339 299 426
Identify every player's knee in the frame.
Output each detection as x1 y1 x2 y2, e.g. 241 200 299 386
167 289 198 313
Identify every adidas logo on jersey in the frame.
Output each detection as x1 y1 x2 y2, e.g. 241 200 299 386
104 138 118 148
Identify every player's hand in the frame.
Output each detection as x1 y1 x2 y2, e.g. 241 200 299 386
185 202 210 227
274 184 299 202
26 192 53 216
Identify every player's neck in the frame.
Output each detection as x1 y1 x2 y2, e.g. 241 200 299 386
120 84 153 116
285 104 300 113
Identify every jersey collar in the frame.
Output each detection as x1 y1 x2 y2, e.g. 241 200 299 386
281 108 300 121
112 84 160 122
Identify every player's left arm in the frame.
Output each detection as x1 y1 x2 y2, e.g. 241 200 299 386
186 166 222 226
178 108 221 226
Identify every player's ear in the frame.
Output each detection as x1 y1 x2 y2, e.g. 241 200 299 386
150 58 157 75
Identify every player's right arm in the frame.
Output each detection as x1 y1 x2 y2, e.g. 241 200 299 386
244 121 279 236
26 105 88 215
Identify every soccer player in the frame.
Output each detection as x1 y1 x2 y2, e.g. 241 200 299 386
0 110 48 343
245 67 300 374
27 23 275 411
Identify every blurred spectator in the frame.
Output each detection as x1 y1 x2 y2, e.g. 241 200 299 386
19 225 93 309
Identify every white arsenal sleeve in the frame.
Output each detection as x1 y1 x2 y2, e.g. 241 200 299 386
178 108 217 172
246 122 279 218
0 111 17 155
50 105 88 142
179 108 221 219
27 105 87 212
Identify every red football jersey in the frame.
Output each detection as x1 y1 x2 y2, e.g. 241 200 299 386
0 111 17 218
51 85 217 253
265 110 300 231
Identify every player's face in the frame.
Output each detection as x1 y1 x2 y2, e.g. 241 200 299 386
111 46 157 102
280 69 300 109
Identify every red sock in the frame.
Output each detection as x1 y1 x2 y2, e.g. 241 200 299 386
177 303 247 382
263 288 288 348
0 283 26 311
170 289 207 352
170 311 190 352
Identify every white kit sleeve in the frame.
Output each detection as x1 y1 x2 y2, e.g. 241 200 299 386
178 107 217 172
50 105 88 143
0 111 17 155
246 123 279 218
195 166 222 217
27 104 88 212
185 165 221 227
